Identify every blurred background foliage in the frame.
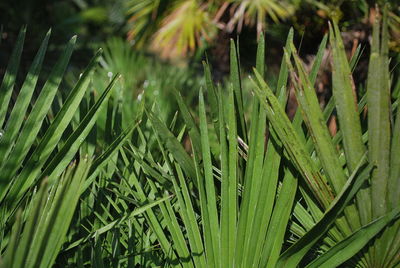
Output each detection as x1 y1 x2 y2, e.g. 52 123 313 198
2 0 400 56
1 0 400 97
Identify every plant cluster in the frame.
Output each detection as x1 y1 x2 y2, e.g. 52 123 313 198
0 6 399 268
125 0 400 58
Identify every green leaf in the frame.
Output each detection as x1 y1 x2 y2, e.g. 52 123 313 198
82 120 139 193
202 60 220 139
0 35 76 195
172 88 201 157
147 180 193 268
198 88 220 267
0 27 26 127
367 8 390 220
220 85 237 267
389 93 400 209
329 21 371 227
262 168 298 267
306 207 400 268
366 8 394 265
349 44 363 72
288 42 346 194
147 110 197 180
230 39 247 143
287 42 360 232
1 211 24 267
309 34 328 85
65 193 171 251
4 49 102 205
41 74 119 182
252 68 333 208
173 164 207 267
329 22 366 174
256 32 265 78
8 180 48 268
0 30 50 165
236 34 267 265
35 159 92 268
275 28 293 96
252 140 282 266
2 157 91 268
276 155 371 268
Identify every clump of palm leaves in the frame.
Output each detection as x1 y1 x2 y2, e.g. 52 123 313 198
0 27 159 267
125 1 400 59
126 0 294 58
1 7 400 268
119 7 399 266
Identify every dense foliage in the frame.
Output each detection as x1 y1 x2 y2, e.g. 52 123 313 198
0 3 399 268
